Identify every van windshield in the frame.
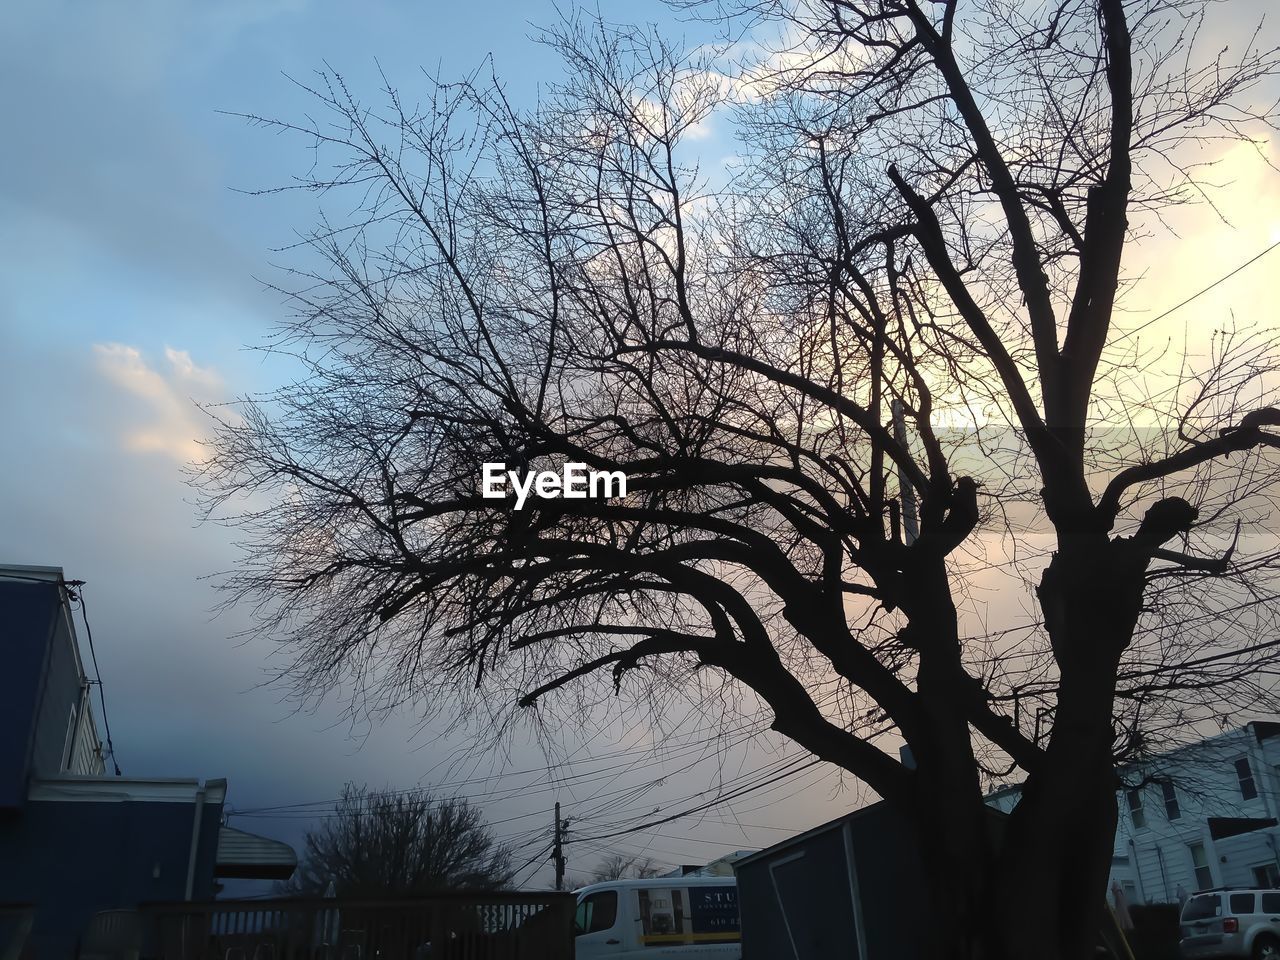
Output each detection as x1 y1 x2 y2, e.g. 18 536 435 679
576 891 618 935
1183 895 1222 922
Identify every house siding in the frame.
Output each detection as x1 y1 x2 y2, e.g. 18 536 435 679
0 795 224 959
28 603 91 779
0 580 60 808
1114 727 1280 902
989 724 1280 906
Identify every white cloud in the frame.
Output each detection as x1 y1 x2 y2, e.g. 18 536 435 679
93 343 225 463
163 346 223 389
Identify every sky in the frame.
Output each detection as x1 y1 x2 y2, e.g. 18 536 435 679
1 0 1278 893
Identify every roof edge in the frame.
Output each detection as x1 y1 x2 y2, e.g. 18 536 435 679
29 777 228 805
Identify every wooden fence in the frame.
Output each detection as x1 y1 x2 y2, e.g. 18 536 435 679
88 893 575 960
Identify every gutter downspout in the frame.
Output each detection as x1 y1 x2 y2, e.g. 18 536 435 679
185 784 207 901
1129 839 1148 904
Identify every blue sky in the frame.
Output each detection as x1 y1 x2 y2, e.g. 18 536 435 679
2 0 1278 892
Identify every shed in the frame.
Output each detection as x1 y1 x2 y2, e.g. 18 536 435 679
734 801 944 960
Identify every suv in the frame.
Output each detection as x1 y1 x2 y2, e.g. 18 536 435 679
1180 889 1280 959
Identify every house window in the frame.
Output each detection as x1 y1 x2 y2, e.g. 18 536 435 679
1236 758 1258 801
1127 788 1146 828
1162 781 1181 821
1255 865 1280 890
1189 842 1213 891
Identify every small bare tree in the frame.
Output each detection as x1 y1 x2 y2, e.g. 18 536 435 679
281 786 513 896
204 3 1280 957
589 853 666 883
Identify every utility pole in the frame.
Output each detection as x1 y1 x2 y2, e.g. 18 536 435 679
553 801 567 891
891 400 919 545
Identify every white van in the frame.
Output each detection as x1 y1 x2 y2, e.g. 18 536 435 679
574 876 742 959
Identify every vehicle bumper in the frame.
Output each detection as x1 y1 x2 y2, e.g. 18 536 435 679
1180 932 1246 959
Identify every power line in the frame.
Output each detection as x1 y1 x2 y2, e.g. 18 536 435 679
568 757 824 846
231 707 789 819
66 581 121 777
1114 238 1280 345
509 840 557 887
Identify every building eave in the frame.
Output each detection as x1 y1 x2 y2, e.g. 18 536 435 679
28 776 228 805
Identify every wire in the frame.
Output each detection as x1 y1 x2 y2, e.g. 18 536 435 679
66 581 121 777
568 757 824 846
231 706 786 818
1113 239 1280 346
509 840 557 887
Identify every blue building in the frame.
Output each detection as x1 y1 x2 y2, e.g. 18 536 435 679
0 565 295 959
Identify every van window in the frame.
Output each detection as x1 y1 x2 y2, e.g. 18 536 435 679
576 891 618 935
1183 894 1221 922
639 888 684 943
637 886 740 946
1230 893 1256 914
1263 893 1280 913
689 886 741 936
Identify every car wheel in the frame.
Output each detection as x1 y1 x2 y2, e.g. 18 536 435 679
1254 935 1280 960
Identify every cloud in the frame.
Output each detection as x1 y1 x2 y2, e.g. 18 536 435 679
93 343 225 463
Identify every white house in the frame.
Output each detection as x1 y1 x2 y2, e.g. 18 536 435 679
988 721 1280 905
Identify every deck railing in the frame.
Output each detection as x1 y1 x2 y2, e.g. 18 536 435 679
126 893 574 960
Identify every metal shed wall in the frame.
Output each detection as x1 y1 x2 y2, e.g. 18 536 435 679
735 802 943 960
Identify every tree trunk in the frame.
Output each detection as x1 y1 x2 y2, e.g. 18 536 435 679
899 533 1140 960
996 533 1137 960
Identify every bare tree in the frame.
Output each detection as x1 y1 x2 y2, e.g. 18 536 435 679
588 853 666 883
203 3 1280 957
281 786 514 896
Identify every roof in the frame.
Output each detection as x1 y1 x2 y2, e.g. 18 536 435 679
1 564 93 721
1208 816 1279 841
29 777 228 805
984 782 1024 803
736 800 1007 870
574 875 737 896
734 804 879 869
215 825 298 880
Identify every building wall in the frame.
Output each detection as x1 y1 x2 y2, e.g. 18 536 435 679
989 723 1280 906
28 602 92 780
0 794 224 960
2 569 239 960
1 574 104 811
1114 726 1280 903
0 580 60 808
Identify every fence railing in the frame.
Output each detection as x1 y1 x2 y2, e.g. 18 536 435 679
110 893 575 960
